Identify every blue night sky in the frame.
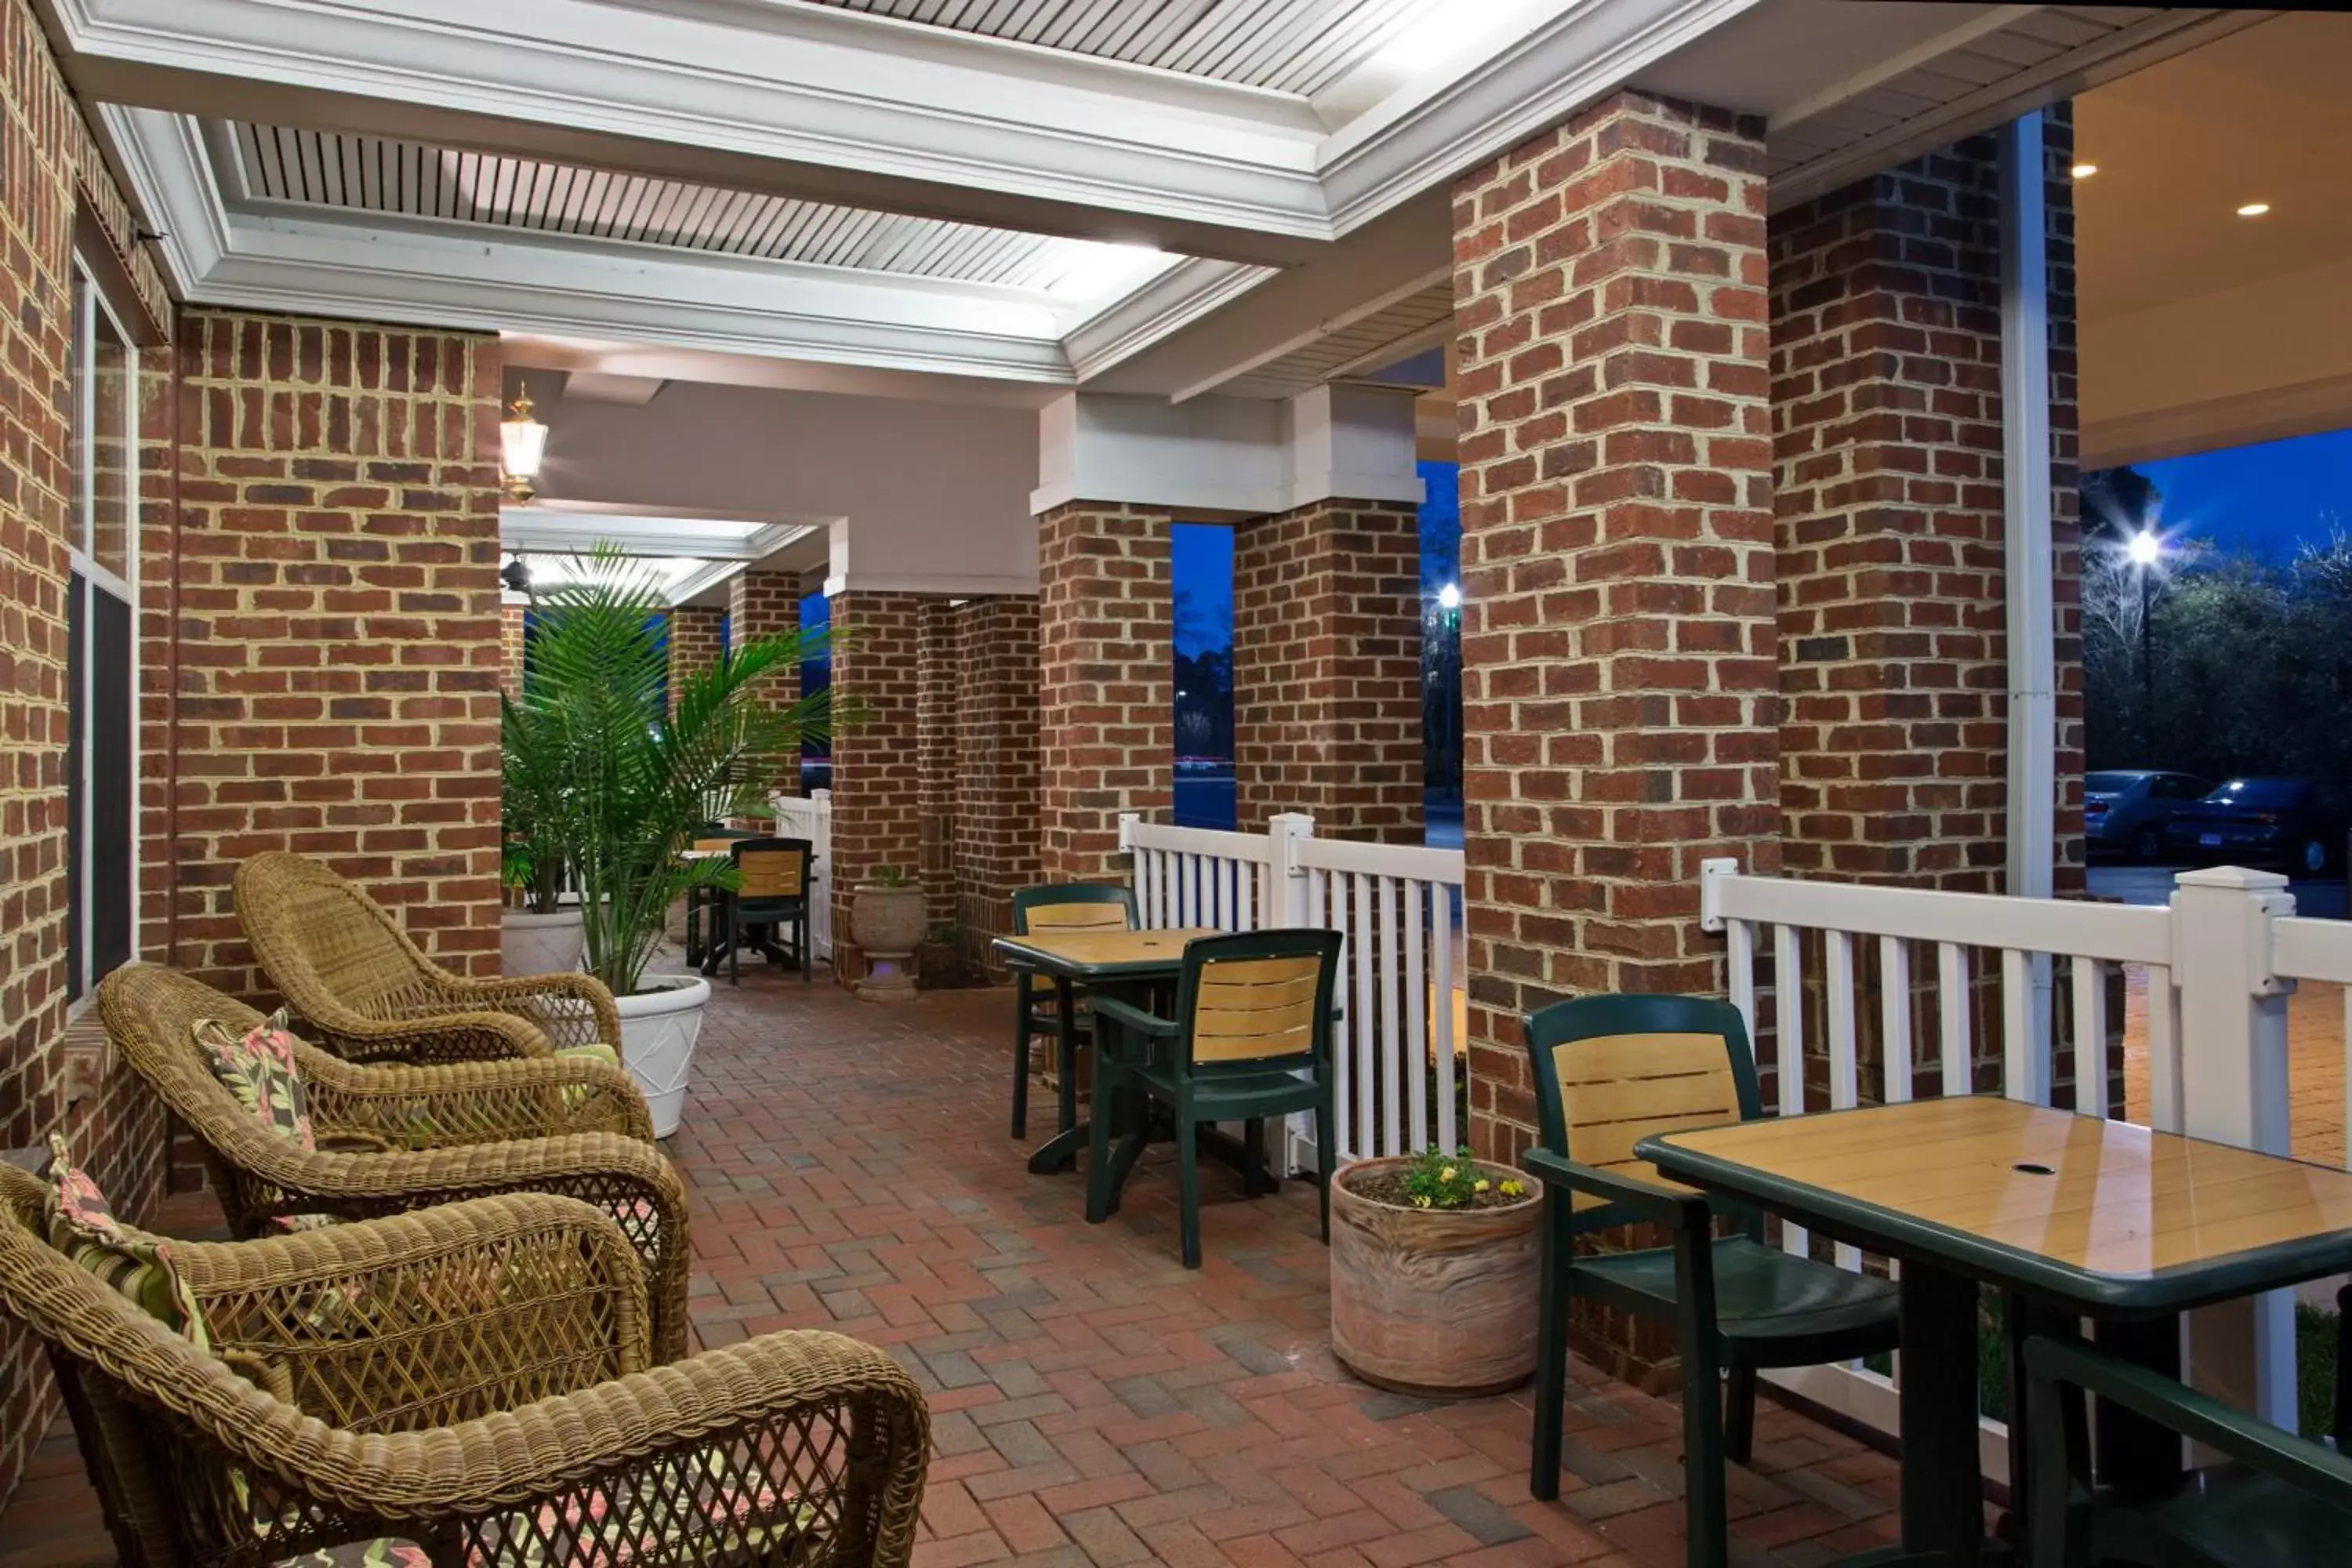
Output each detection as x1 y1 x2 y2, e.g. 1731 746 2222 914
2131 427 2352 559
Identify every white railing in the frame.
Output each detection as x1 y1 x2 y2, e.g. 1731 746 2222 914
764 789 833 962
1121 812 1466 1168
1698 859 2352 1465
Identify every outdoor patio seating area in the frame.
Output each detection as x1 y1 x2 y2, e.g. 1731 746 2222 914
0 967 1912 1568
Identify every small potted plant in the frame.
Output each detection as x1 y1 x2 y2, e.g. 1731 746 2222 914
849 866 925 1002
918 920 968 989
1328 1146 1541 1397
499 691 584 976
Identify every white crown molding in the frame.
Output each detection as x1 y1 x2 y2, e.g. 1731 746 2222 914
1316 0 1766 234
501 513 820 561
820 567 1040 599
1062 258 1277 383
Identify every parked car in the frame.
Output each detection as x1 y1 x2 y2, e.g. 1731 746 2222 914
2161 777 2349 876
2084 770 2212 861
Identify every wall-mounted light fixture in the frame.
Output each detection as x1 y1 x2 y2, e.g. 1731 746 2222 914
500 387 549 504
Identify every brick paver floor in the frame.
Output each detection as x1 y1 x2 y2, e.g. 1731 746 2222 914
0 965 1905 1567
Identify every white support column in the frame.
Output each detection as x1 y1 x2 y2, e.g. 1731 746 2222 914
1268 812 1316 927
1998 109 2056 906
2171 865 2298 1429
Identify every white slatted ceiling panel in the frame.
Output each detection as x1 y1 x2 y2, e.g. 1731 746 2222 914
800 0 1436 94
1219 282 1454 400
233 125 1138 293
1766 6 2170 180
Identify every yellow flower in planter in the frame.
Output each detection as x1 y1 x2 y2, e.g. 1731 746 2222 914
1498 1180 1526 1198
1439 1166 1457 1182
1473 1179 1490 1194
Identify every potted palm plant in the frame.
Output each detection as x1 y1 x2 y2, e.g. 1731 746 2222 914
517 546 830 1135
500 666 587 976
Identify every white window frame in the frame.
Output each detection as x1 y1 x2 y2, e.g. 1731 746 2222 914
66 253 140 1011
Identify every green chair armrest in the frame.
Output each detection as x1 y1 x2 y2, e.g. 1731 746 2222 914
1520 1148 1710 1230
2025 1335 2352 1512
1087 996 1181 1038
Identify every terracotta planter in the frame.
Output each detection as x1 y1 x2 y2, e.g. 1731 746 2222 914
500 906 583 977
849 885 926 1003
1329 1156 1541 1398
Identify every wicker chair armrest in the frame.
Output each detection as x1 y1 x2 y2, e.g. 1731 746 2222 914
171 1193 653 1425
314 1008 556 1064
433 971 624 1054
296 1044 655 1145
238 1133 691 1362
267 1332 929 1564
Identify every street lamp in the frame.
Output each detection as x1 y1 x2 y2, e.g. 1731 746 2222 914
2127 531 2161 748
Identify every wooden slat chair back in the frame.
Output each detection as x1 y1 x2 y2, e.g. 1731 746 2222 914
735 842 810 901
1185 953 1324 1065
1005 884 1136 1140
1543 1025 1755 1212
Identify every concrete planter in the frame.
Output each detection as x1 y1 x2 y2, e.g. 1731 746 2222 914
615 974 710 1138
1328 1156 1541 1397
500 906 584 977
849 885 926 1002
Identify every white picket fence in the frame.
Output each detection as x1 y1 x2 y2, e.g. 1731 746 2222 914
1698 858 2346 1465
1120 812 1465 1169
764 789 833 962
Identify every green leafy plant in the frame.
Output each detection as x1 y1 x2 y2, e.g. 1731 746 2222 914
868 866 909 889
507 545 834 996
927 921 960 946
1401 1146 1525 1210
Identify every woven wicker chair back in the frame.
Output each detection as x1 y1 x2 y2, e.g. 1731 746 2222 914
235 852 445 1023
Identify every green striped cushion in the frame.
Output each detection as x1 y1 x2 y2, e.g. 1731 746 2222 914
45 1134 209 1352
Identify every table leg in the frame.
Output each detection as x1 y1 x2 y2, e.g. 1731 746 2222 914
1025 978 1089 1176
2093 1313 2182 1501
685 887 702 967
1898 1261 1987 1563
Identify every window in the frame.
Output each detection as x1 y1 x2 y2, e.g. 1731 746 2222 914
65 262 138 1004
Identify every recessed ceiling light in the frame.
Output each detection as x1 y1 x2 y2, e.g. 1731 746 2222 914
2071 162 2098 180
2238 201 2272 217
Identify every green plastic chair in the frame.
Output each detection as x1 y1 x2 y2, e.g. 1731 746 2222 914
2025 1307 2352 1568
684 826 757 965
1007 884 1135 1141
1087 928 1341 1269
1519 993 1901 1568
726 837 815 983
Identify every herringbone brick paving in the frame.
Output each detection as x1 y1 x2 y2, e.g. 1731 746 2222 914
0 966 1905 1566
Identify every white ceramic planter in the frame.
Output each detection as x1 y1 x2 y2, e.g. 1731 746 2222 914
501 907 585 977
615 975 710 1138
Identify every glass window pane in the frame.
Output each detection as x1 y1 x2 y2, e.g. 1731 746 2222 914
88 301 132 580
69 277 89 560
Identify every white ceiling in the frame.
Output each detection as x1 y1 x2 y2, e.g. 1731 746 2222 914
796 0 1435 95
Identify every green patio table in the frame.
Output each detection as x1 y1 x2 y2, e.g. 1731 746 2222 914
993 926 1216 1179
1639 1095 2352 1567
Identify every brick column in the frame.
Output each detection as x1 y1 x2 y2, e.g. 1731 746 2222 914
1037 503 1172 884
1233 499 1424 841
826 590 925 982
918 601 959 928
666 604 726 717
1454 92 1780 1172
172 310 507 995
728 566 801 793
1770 119 2082 895
500 604 527 699
953 597 1041 974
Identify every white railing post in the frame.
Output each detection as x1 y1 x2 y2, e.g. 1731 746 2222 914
1269 813 1315 928
2171 865 2298 1430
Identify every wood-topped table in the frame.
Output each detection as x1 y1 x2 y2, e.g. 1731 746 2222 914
1641 1097 2352 1565
992 927 1216 1181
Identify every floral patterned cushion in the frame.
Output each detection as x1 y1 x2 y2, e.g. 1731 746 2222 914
274 1543 429 1567
43 1133 209 1351
198 1009 316 1150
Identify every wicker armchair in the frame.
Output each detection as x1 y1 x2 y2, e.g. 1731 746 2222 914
0 1168 929 1567
235 851 624 1065
102 963 691 1361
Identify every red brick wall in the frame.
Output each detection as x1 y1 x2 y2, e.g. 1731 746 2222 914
1233 499 1425 841
166 310 506 998
918 601 958 927
1770 117 2084 895
826 590 925 979
0 0 177 1507
951 597 1041 973
666 603 725 717
1454 91 1780 1178
499 603 527 700
1036 503 1171 884
727 568 800 793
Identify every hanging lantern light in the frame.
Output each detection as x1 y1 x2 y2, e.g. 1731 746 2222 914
499 386 548 504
